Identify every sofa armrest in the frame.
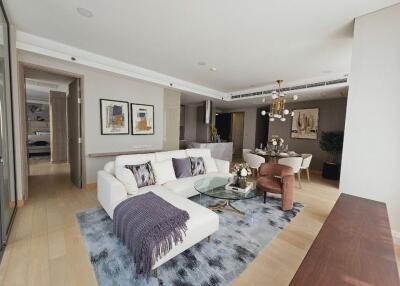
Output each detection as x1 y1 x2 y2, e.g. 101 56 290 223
214 158 230 174
97 170 128 219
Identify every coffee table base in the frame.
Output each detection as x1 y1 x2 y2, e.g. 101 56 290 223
208 200 244 215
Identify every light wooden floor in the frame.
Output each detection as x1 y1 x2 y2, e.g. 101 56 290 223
0 160 398 285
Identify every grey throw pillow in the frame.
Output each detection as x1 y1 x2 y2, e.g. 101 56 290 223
190 156 206 176
125 161 156 188
172 158 192 178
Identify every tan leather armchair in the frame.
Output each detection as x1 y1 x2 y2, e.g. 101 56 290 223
256 163 294 211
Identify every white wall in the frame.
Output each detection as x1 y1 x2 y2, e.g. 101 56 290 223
17 50 165 185
340 4 400 235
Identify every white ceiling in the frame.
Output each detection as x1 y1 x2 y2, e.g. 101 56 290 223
5 0 399 93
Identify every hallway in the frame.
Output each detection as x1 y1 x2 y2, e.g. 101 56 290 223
0 161 98 285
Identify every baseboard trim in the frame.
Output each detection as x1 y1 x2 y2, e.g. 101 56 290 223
392 230 400 245
85 183 97 191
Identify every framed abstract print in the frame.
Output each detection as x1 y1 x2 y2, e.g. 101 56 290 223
100 99 129 135
131 103 154 135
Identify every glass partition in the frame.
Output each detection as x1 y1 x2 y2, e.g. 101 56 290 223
0 2 16 251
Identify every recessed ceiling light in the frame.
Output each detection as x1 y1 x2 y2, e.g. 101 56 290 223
77 7 93 18
209 67 217 72
197 61 206 66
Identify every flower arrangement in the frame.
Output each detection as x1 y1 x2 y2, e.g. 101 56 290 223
269 135 284 147
232 163 252 178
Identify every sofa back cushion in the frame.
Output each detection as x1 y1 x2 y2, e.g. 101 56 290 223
186 148 211 159
172 157 192 178
115 153 156 167
152 159 177 185
103 161 115 175
125 162 156 188
202 157 218 173
115 166 138 195
155 150 187 162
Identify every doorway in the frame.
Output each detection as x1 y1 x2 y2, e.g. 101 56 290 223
21 65 83 200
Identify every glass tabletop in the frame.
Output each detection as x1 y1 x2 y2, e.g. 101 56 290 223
194 177 259 200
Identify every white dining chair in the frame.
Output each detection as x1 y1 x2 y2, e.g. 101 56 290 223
278 157 303 188
242 149 252 161
244 153 265 176
301 154 313 182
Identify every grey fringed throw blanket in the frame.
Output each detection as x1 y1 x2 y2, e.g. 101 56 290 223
113 192 190 278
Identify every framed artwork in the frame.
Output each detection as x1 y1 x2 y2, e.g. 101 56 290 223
100 99 129 135
291 108 319 140
131 103 154 135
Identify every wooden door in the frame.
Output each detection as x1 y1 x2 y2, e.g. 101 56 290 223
232 112 244 156
68 79 82 188
49 91 68 163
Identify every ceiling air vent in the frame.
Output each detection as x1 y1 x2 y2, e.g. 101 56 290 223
231 77 348 100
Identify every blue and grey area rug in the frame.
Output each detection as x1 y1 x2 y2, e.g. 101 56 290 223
76 195 302 286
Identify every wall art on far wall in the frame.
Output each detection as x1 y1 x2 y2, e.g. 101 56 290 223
131 103 154 135
100 99 130 135
291 108 319 140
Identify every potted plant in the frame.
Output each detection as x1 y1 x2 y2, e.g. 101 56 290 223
319 131 344 180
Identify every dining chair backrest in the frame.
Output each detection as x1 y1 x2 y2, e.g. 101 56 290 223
301 154 313 169
278 157 303 173
242 149 252 157
245 153 265 169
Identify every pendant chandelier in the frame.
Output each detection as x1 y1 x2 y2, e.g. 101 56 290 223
265 80 298 122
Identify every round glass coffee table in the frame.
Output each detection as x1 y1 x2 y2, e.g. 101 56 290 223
194 177 259 215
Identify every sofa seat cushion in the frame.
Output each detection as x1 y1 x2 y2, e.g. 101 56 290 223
163 173 231 198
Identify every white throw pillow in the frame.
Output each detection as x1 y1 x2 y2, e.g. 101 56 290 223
103 161 115 175
203 157 218 173
152 159 177 185
115 166 138 195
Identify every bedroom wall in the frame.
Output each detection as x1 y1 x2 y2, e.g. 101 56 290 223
17 50 166 186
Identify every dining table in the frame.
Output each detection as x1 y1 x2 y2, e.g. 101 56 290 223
251 149 301 163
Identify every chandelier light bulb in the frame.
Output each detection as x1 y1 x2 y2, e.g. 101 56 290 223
281 117 286 122
271 94 278 100
293 95 298 100
273 114 279 118
269 118 275 122
261 110 267 116
283 109 289 115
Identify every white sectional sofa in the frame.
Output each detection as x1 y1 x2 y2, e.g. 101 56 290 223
97 148 230 270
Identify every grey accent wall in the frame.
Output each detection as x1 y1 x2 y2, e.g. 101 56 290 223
268 97 347 171
183 105 197 141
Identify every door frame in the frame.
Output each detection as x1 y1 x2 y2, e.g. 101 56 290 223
17 62 86 200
